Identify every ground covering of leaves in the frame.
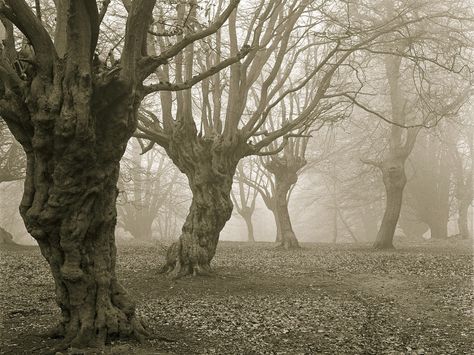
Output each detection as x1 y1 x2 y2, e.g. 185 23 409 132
0 240 472 354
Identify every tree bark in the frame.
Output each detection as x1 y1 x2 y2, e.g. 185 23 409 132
264 156 305 249
159 132 247 277
2 38 148 350
242 212 255 242
270 206 282 243
274 170 300 249
427 213 448 240
373 156 407 249
19 137 147 348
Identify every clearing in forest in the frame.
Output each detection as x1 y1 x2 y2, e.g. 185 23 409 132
0 241 472 354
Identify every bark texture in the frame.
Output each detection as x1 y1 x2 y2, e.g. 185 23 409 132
241 208 255 242
272 208 282 243
19 101 146 348
265 156 305 249
373 154 407 249
0 0 155 347
160 129 250 277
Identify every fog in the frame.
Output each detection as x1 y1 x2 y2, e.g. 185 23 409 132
0 0 473 353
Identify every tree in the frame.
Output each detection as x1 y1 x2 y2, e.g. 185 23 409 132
261 137 309 249
451 112 473 239
0 120 24 244
0 120 24 182
137 0 446 272
231 160 259 242
355 0 472 249
0 0 243 348
118 139 181 242
403 129 452 239
234 156 281 243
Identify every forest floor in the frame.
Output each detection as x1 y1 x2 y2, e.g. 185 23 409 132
0 240 473 355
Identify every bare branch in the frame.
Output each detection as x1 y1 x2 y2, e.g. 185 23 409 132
137 0 240 79
143 45 251 95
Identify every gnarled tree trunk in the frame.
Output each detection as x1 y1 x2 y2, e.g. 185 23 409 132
160 132 247 277
274 177 300 249
13 93 148 348
1 21 149 348
270 207 282 243
241 210 255 242
373 155 407 249
267 157 305 249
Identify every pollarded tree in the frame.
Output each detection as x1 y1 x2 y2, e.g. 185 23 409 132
0 0 244 348
138 0 440 273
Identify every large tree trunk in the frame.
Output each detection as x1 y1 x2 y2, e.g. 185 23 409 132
160 132 245 277
4 52 147 349
0 0 158 348
373 156 407 249
16 144 147 348
265 156 305 249
242 212 255 242
19 135 147 348
427 213 448 240
270 206 282 243
274 173 300 249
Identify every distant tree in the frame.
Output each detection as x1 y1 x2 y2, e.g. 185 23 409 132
0 121 24 244
356 0 472 249
0 121 24 182
451 112 473 239
231 160 260 242
403 129 451 239
118 139 181 242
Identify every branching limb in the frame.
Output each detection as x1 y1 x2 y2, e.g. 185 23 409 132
99 0 111 24
143 45 251 95
1 0 56 74
121 0 156 81
254 134 311 157
138 0 240 79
